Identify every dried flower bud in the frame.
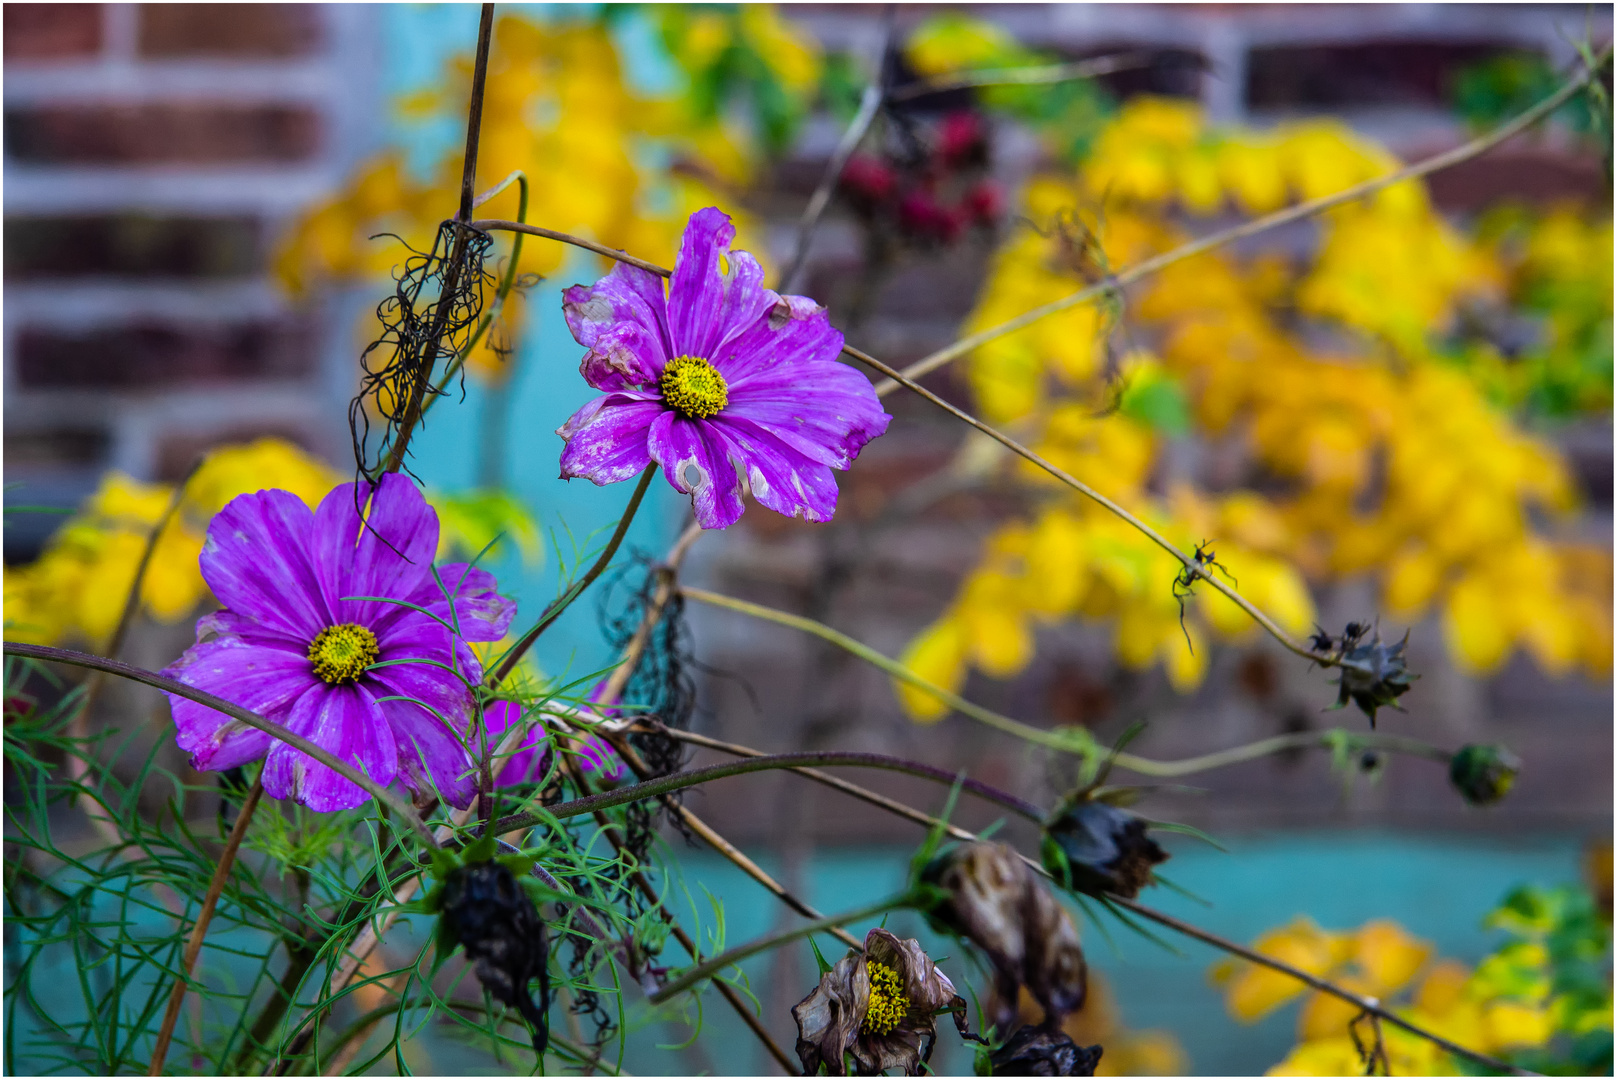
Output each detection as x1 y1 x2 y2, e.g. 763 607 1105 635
987 1024 1103 1076
439 860 549 1055
792 928 969 1077
1330 628 1416 726
922 842 1087 1030
1449 744 1521 806
1042 797 1168 900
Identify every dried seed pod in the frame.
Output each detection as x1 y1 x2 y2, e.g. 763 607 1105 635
921 842 1087 1031
1330 627 1417 726
438 859 549 1055
987 1024 1103 1076
792 928 970 1076
1042 797 1168 900
1449 743 1521 806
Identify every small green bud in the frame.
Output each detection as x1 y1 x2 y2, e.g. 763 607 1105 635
1449 744 1521 806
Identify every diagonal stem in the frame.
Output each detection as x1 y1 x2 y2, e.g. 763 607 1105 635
647 895 909 1006
489 750 1043 835
2 642 439 850
489 465 657 686
148 778 265 1075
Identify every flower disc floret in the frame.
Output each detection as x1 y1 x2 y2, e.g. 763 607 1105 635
307 623 379 684
557 207 891 530
659 354 729 418
862 960 909 1035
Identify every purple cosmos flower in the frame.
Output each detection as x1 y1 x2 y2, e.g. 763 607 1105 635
161 474 515 812
556 207 891 530
483 695 625 787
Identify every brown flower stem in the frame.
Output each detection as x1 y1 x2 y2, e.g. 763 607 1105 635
551 744 799 1074
777 8 893 294
380 3 495 476
468 220 670 279
489 750 1043 834
889 42 1614 386
1 642 440 850
634 724 984 844
148 777 264 1075
586 719 863 952
648 895 909 1006
1107 896 1539 1077
679 585 1096 753
421 169 531 421
888 51 1153 102
488 465 657 687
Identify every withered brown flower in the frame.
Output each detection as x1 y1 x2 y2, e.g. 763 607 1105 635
988 1024 1103 1076
792 927 969 1076
921 842 1088 1031
1042 796 1168 899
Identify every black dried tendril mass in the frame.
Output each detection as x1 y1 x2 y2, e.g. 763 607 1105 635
350 219 495 477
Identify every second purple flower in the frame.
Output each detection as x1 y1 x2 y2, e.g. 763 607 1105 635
557 207 891 530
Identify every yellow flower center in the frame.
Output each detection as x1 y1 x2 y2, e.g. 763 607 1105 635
862 961 909 1036
307 623 379 684
659 355 729 419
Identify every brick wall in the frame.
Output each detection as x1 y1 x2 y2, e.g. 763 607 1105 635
2 3 380 559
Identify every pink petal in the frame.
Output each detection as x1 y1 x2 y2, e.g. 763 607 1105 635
199 490 331 640
710 414 841 522
261 682 398 812
668 207 775 363
647 411 745 529
163 634 311 772
558 394 664 486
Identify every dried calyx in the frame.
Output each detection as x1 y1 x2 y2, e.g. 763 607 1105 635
421 836 550 1055
919 842 1088 1032
986 1023 1103 1076
1317 621 1418 726
1041 789 1168 900
792 928 972 1077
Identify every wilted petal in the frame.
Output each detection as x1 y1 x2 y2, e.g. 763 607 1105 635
647 411 744 529
563 262 673 365
989 1025 1103 1077
792 954 867 1077
924 842 1088 1029
724 367 891 471
558 393 662 486
261 682 397 813
578 321 666 391
1043 798 1168 899
668 207 774 362
709 415 840 522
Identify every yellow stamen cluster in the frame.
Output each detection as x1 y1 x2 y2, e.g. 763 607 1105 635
862 961 909 1036
659 354 729 419
307 623 379 684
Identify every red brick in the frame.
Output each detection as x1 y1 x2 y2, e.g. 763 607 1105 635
1426 146 1608 211
15 319 316 388
3 5 102 61
6 215 261 278
138 4 319 57
4 104 320 164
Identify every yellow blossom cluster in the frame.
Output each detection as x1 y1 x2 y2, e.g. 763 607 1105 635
275 12 786 384
1213 913 1602 1075
4 440 340 649
896 95 1608 715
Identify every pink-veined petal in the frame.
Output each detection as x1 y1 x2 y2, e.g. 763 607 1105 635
647 411 745 529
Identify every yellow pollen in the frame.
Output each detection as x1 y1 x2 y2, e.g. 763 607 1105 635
307 623 379 684
659 355 729 419
862 961 909 1036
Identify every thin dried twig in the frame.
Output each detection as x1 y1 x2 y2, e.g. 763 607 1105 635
149 778 265 1075
2 643 439 850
